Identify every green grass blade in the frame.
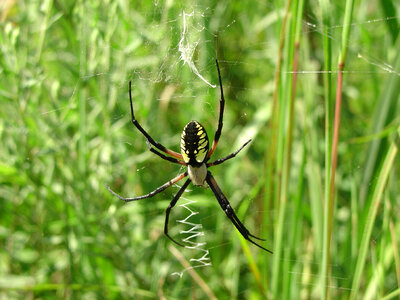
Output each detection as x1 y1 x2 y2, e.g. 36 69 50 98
350 127 399 299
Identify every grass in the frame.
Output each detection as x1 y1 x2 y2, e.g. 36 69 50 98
1 0 400 299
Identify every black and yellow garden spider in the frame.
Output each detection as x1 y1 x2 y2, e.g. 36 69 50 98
107 60 272 253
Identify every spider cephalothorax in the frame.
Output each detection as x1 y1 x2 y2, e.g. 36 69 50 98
107 60 272 253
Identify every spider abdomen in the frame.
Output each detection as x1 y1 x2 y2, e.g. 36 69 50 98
188 164 207 186
180 121 209 165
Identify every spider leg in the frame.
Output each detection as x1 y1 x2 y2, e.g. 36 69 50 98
128 81 183 160
207 139 251 167
206 172 272 253
145 140 186 165
164 178 191 247
207 59 225 159
106 171 188 202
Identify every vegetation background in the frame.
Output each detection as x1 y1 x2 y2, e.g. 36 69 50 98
1 0 399 299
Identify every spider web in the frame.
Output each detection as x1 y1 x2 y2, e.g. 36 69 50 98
178 11 216 88
117 6 395 285
154 5 400 292
170 197 212 278
33 1 400 295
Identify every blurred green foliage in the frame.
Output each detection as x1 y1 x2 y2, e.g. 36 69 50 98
0 0 399 299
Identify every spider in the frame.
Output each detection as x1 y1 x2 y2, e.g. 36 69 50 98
107 60 272 253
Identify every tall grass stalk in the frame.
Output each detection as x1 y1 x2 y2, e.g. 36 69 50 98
321 0 355 298
283 0 304 298
318 0 333 295
270 0 293 296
